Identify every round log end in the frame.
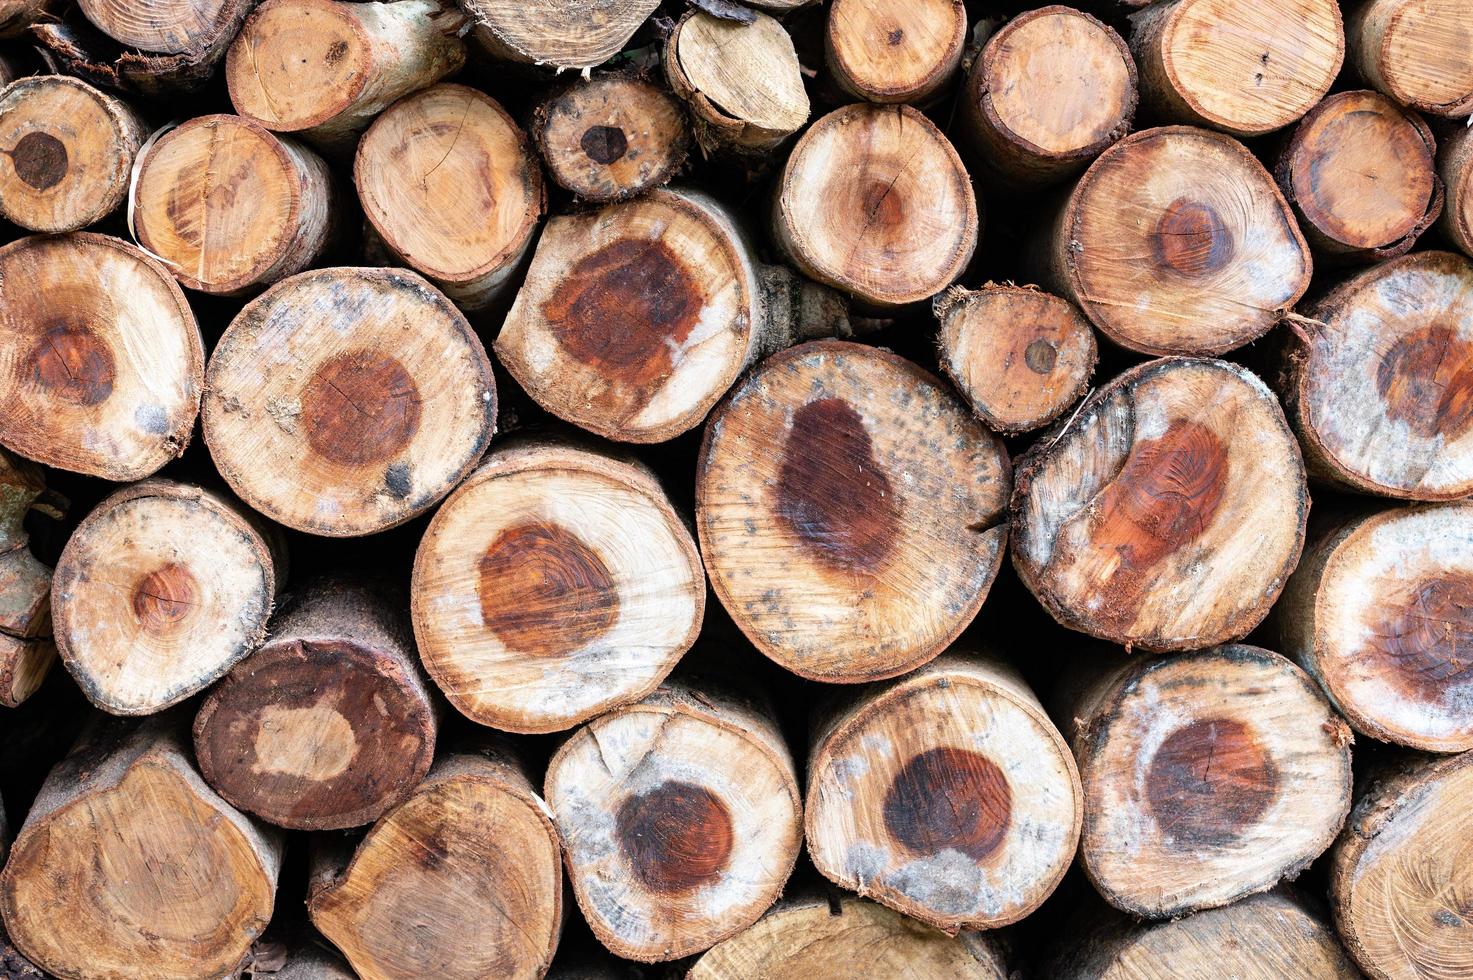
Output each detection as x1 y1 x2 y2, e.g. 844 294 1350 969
226 0 375 133
825 0 967 105
1354 0 1473 116
534 74 689 203
1440 126 1473 258
468 0 658 70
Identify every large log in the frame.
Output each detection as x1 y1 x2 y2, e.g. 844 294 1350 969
697 340 1010 682
1058 645 1352 919
0 451 54 708
460 0 657 71
1347 0 1473 117
0 715 282 980
0 233 203 480
1440 124 1473 258
1011 357 1307 651
412 440 703 734
806 653 1081 933
545 680 801 962
202 266 496 537
824 0 966 106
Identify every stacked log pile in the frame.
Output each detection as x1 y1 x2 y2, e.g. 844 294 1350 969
0 0 1471 978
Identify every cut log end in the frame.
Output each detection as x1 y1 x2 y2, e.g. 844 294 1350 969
1440 125 1473 258
825 0 967 105
465 0 657 70
0 451 55 707
1349 0 1473 117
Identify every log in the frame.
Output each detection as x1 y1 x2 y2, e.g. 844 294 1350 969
1437 123 1473 258
1275 502 1473 752
1348 0 1473 117
0 715 283 979
0 75 146 233
202 266 496 537
690 893 1010 979
461 0 657 71
226 0 467 152
531 72 689 204
0 451 54 708
494 187 850 443
934 284 1098 434
774 103 976 308
806 653 1081 933
1281 250 1473 500
1011 357 1307 651
545 680 801 962
193 577 436 830
354 83 544 310
53 0 257 92
1331 749 1473 980
0 0 47 38
824 0 966 106
133 114 336 295
1035 126 1311 355
51 479 280 715
1274 90 1441 262
697 340 1010 682
1059 645 1353 919
1128 0 1344 136
664 11 809 156
0 233 203 480
412 439 703 734
308 744 563 979
276 943 355 980
959 6 1136 186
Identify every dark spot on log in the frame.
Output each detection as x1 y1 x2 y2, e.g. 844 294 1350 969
775 398 900 572
302 351 422 467
888 28 904 45
478 520 618 658
884 747 1012 861
384 462 411 500
1147 718 1277 847
325 40 349 63
860 179 905 230
26 325 115 406
1024 338 1058 375
615 780 733 893
1376 324 1473 439
581 125 629 165
131 562 197 633
9 132 68 191
1151 199 1233 278
1367 572 1473 705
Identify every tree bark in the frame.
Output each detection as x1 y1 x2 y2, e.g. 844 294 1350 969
545 679 802 962
1128 0 1343 136
354 83 544 310
461 0 657 71
1057 644 1352 919
806 653 1081 933
698 340 1010 682
0 451 54 708
0 233 203 480
1033 126 1311 355
1281 250 1473 500
495 186 851 443
202 266 496 537
1347 0 1473 117
773 103 977 308
0 714 283 980
226 0 467 153
0 75 146 233
1011 357 1307 652
1437 122 1473 259
824 0 966 106
412 439 703 734
0 0 48 38
308 743 563 980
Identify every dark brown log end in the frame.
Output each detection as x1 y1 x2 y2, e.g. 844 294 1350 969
477 520 619 658
26 325 115 406
1146 718 1278 847
129 562 198 633
1375 323 1473 439
9 132 67 190
1151 199 1234 278
301 351 424 467
1368 572 1473 704
883 746 1012 862
615 780 735 893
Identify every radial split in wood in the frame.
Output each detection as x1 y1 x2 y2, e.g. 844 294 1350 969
1348 0 1473 117
0 451 54 708
824 0 966 106
1440 124 1473 259
461 0 657 71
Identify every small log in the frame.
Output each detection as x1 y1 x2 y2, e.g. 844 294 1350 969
934 284 1097 434
1275 502 1473 753
665 11 809 156
134 114 336 295
0 451 54 708
774 103 977 308
276 943 355 980
495 187 849 443
1274 90 1441 262
226 0 467 152
697 340 1010 682
1036 126 1311 356
1011 357 1307 651
531 72 689 203
51 479 279 715
1331 750 1473 980
202 266 496 537
0 75 146 233
1348 0 1473 117
1129 0 1344 136
1282 250 1473 500
545 680 802 962
960 6 1136 186
355 83 544 310
0 233 203 480
1438 123 1473 258
0 0 48 38
1059 645 1352 919
53 0 257 92
0 715 283 979
806 653 1081 932
461 0 656 71
308 744 563 979
690 893 1009 979
194 577 436 830
412 439 703 734
824 0 966 106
